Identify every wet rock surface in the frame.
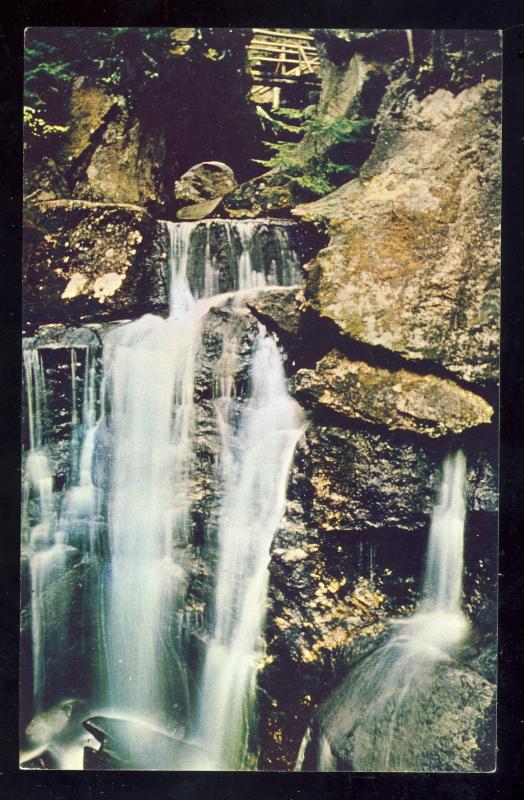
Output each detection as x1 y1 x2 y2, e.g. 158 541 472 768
316 656 496 772
246 288 303 341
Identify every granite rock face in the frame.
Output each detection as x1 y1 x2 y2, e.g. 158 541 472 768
294 80 501 386
56 78 167 209
293 349 494 438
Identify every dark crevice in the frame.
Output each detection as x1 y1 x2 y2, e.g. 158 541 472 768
305 398 496 456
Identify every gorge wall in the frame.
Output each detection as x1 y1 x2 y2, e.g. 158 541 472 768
22 28 500 772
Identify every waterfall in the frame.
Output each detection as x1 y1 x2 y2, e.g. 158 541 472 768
98 221 300 728
22 219 303 767
311 450 469 772
99 307 208 721
195 331 304 769
163 219 301 302
422 451 467 614
23 345 99 713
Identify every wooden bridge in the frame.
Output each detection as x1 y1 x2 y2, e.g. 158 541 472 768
247 29 321 107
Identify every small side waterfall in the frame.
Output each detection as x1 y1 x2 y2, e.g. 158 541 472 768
308 451 469 772
23 344 99 713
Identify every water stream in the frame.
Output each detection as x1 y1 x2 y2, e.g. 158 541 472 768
196 331 304 769
304 450 469 772
22 219 303 770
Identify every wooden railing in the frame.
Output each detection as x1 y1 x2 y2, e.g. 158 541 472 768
247 28 321 95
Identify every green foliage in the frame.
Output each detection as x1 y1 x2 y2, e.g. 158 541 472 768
255 105 302 135
24 28 174 124
256 108 373 199
23 105 68 145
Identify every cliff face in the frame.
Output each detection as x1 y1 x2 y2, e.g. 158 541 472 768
246 58 499 769
24 28 263 215
294 80 500 386
22 29 499 773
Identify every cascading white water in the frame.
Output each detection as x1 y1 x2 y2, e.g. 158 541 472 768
311 450 469 772
163 219 301 300
22 219 303 768
98 220 301 751
23 349 54 549
100 307 208 721
195 330 304 770
59 347 99 555
23 345 99 713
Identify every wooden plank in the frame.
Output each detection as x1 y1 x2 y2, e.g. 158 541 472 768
298 44 313 72
249 40 317 54
250 55 305 65
251 28 315 42
250 73 320 87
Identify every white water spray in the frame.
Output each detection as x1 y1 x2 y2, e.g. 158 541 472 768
196 331 304 769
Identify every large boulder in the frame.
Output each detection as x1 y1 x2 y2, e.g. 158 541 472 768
59 78 167 208
294 80 501 386
316 655 496 771
175 161 237 220
23 200 169 327
293 349 494 438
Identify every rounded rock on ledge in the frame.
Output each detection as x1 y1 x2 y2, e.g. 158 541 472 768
175 161 237 210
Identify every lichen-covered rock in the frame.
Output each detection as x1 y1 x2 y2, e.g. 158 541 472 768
23 324 101 350
293 349 494 438
175 161 237 209
23 200 168 327
218 170 297 219
294 80 501 386
61 77 119 163
77 112 166 208
24 157 69 204
176 197 223 221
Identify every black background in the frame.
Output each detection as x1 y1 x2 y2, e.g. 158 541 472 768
1 2 524 798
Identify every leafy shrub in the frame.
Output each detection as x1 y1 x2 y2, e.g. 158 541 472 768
256 107 373 198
